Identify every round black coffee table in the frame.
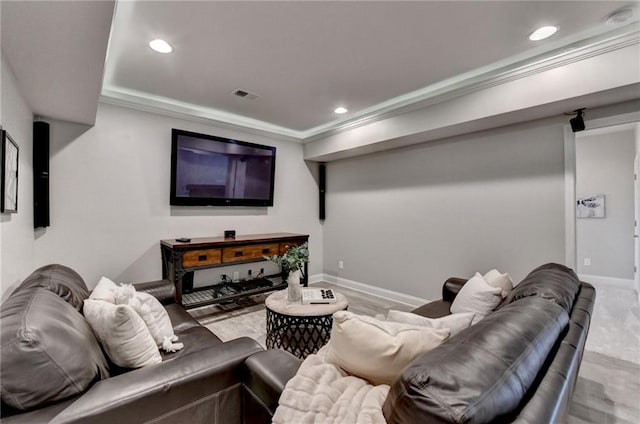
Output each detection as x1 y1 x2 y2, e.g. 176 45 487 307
265 289 348 359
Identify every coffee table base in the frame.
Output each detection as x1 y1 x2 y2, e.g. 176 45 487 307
266 309 334 359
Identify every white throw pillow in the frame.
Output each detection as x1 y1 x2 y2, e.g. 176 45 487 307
136 292 183 352
90 276 118 303
483 269 514 298
386 310 475 337
450 272 502 322
113 284 183 352
83 299 162 368
325 311 449 385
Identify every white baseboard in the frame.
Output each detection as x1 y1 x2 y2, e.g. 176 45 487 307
578 273 635 290
307 273 325 285
310 273 429 307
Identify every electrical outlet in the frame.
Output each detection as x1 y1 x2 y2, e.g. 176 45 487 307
338 260 344 270
583 258 591 266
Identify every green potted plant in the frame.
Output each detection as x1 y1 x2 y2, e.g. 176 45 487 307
265 242 309 302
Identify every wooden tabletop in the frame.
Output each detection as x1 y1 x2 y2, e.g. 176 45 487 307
161 232 308 249
265 289 348 317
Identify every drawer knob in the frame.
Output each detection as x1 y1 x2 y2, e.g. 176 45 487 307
235 251 243 257
198 255 207 261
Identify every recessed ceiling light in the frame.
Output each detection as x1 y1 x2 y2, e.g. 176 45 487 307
334 107 348 114
529 26 558 41
149 39 173 53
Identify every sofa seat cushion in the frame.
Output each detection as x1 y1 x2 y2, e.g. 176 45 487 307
1 289 110 411
383 296 570 424
16 264 89 311
411 299 452 318
503 263 581 313
161 326 223 361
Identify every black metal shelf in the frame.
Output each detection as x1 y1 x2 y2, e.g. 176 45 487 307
182 276 285 309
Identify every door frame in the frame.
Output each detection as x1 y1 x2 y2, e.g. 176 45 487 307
564 111 640 288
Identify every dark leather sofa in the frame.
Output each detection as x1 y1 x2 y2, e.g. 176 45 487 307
383 262 595 423
247 263 595 424
2 263 594 423
0 264 296 424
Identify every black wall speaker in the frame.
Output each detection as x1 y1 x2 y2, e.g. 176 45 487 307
319 163 326 220
570 108 586 133
33 121 50 228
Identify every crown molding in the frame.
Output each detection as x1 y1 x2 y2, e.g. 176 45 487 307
99 89 302 143
100 24 639 143
302 25 640 142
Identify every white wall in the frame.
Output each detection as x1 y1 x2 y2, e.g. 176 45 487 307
576 128 635 280
22 102 322 291
0 51 35 298
323 117 567 301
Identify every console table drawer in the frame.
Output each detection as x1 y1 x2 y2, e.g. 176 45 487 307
223 243 279 263
182 249 222 268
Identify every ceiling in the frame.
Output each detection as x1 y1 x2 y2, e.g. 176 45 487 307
2 1 639 138
1 0 115 125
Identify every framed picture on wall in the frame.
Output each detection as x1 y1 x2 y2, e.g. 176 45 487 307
1 129 19 213
576 194 605 218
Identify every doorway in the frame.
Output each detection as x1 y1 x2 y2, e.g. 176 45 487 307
565 112 640 301
575 124 636 289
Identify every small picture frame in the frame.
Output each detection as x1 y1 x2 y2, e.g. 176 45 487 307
1 129 19 213
576 194 605 218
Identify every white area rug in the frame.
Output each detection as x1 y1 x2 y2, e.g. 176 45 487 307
202 308 267 348
190 294 269 348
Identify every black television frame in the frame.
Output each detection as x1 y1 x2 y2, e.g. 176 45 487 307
170 128 276 207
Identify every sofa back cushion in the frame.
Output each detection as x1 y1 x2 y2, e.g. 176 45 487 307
382 296 569 424
502 263 581 313
16 264 89 311
0 288 110 411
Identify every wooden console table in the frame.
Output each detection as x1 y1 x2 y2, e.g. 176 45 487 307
160 233 309 308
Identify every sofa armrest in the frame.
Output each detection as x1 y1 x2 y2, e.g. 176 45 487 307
50 337 263 424
243 350 302 415
133 279 176 305
442 277 467 303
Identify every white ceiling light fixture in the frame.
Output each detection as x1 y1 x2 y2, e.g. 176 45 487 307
529 26 558 41
334 107 348 114
149 39 173 53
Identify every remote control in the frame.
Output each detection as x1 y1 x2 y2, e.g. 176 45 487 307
176 237 191 243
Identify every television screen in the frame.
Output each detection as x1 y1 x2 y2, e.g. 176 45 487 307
170 129 276 206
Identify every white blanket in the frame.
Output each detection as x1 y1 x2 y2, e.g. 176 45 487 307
272 349 389 424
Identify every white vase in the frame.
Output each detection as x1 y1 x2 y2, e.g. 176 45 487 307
287 269 302 302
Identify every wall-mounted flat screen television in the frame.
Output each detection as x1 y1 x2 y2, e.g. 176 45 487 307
170 129 276 207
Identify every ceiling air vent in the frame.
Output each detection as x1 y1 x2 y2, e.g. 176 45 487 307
232 89 259 100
